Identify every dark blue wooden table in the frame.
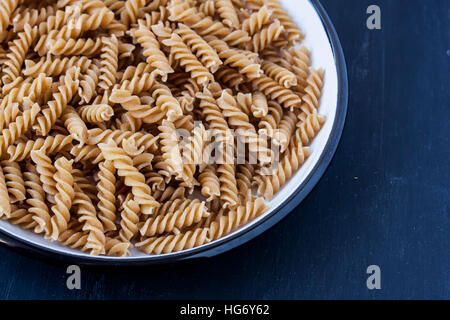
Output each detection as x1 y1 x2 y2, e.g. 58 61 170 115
1 0 448 299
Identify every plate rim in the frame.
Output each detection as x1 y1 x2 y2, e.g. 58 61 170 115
0 0 348 266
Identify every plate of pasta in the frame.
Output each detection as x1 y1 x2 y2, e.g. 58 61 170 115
0 0 347 264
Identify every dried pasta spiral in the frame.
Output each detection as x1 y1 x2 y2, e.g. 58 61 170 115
294 112 326 146
23 163 51 236
206 36 262 80
300 68 325 114
252 73 302 110
24 56 92 78
163 33 213 86
215 0 240 28
1 160 26 203
140 199 209 237
0 0 22 34
198 165 220 201
209 197 267 240
241 5 271 36
175 23 222 73
79 104 115 123
62 105 88 144
7 134 73 161
73 183 106 255
97 160 117 232
254 144 310 200
131 22 173 81
249 20 284 52
99 140 159 215
33 67 79 136
2 24 38 84
136 227 210 254
264 0 304 42
49 156 74 241
0 103 40 154
30 150 57 202
98 35 119 91
261 60 297 88
119 196 140 242
0 166 12 217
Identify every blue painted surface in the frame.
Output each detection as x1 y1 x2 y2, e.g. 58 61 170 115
0 0 449 299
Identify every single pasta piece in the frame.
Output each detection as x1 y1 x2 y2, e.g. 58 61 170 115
294 112 326 146
158 119 184 178
300 68 325 114
119 195 140 242
253 144 310 200
199 0 215 16
23 163 51 237
209 197 268 240
250 20 284 52
49 156 74 241
206 36 262 80
98 35 119 91
98 140 159 215
0 166 12 217
1 160 26 203
175 23 222 73
252 73 302 110
73 183 106 255
33 67 80 136
272 110 297 153
241 5 271 35
47 37 103 56
7 134 73 161
163 33 214 86
131 22 173 81
62 105 88 145
30 150 57 203
97 160 117 232
2 24 38 84
198 165 221 201
109 88 160 123
11 4 57 32
78 64 100 103
78 104 114 123
139 199 209 237
105 236 131 257
24 56 92 78
215 0 240 28
264 0 304 42
251 91 268 118
136 227 210 254
261 60 298 88
0 102 40 154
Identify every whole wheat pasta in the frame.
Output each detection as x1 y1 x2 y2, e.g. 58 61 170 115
98 35 119 91
241 5 271 35
24 56 92 78
62 105 89 144
0 0 326 257
49 156 74 241
1 160 26 203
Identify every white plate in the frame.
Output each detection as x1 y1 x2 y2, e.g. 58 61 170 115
0 0 345 263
